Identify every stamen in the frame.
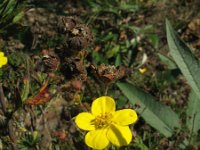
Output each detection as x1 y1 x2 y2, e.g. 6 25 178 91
91 113 113 129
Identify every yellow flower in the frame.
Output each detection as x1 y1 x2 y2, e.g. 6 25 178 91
0 52 8 68
75 96 138 149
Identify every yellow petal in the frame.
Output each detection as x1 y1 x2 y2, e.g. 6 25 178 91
91 96 115 116
0 52 4 57
0 57 8 65
75 112 95 131
85 129 109 149
139 67 147 74
113 109 138 125
107 124 132 147
0 52 7 67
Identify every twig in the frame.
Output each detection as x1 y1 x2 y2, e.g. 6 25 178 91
0 83 7 114
104 83 109 96
8 120 18 150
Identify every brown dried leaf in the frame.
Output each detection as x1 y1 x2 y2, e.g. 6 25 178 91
25 80 53 105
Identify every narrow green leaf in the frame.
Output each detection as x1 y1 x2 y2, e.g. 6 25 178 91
166 19 200 99
119 4 139 12
117 82 180 137
12 11 24 23
2 0 17 18
0 0 11 16
186 90 200 134
157 53 177 69
115 54 122 67
134 136 149 150
21 77 30 102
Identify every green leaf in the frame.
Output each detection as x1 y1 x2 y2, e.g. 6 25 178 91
133 136 149 150
117 82 180 137
106 45 120 58
21 77 30 102
92 51 108 65
1 0 17 18
186 90 200 134
147 33 159 49
157 53 177 69
119 4 139 12
12 11 24 23
166 19 200 99
8 52 24 66
115 54 122 67
98 32 118 42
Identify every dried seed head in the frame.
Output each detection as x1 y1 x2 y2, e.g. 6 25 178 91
57 16 93 54
41 49 60 71
91 64 127 83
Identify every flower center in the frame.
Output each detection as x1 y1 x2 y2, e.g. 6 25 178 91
91 113 113 129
